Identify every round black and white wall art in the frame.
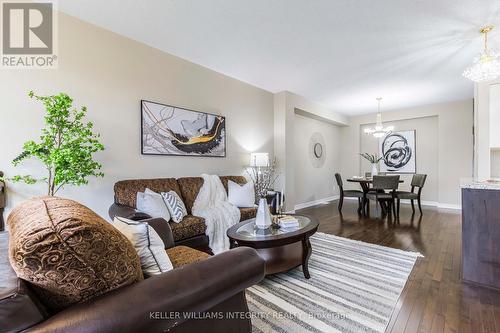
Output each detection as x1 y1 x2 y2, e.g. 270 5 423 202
314 143 323 158
309 132 326 168
379 130 416 173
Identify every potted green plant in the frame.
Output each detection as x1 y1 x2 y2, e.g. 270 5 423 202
360 153 383 176
4 91 105 196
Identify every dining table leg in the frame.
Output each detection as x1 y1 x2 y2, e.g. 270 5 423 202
360 182 370 216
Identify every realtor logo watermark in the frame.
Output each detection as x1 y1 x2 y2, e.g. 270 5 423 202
1 1 57 68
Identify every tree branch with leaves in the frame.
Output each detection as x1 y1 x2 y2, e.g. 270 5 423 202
5 91 105 196
360 153 383 164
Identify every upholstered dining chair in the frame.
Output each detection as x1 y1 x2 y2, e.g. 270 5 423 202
335 173 364 213
396 174 427 217
366 175 400 217
365 172 386 177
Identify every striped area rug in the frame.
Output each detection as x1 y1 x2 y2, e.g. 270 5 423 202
247 232 422 333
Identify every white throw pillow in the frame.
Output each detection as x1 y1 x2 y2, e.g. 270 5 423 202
136 188 171 221
161 191 188 223
228 180 255 208
112 217 173 275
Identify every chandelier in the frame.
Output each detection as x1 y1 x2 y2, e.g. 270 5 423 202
364 98 394 138
463 25 500 83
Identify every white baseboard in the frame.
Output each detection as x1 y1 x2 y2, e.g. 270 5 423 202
392 199 461 210
435 203 462 210
344 197 461 210
294 195 340 211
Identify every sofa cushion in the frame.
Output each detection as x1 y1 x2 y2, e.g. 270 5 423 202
166 245 210 268
169 215 207 241
176 177 204 214
228 180 255 208
239 207 257 222
114 178 181 208
220 176 248 193
136 188 171 221
161 190 188 223
113 217 173 275
7 196 143 312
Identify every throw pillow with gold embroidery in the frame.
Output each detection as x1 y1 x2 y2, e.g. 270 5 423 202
7 196 143 311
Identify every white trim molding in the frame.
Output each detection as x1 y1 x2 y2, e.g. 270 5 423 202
294 195 340 211
294 196 462 212
397 199 461 210
343 197 461 210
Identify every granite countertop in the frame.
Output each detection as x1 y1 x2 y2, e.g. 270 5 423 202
460 178 500 190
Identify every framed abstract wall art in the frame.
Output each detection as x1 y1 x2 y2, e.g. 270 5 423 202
141 100 226 157
379 130 416 173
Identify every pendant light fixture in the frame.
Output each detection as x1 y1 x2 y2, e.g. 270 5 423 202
364 97 394 138
463 25 500 82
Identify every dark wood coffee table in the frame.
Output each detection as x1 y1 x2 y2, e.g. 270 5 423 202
227 215 319 279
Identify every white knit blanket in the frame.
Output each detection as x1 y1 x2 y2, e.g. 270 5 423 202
192 174 241 254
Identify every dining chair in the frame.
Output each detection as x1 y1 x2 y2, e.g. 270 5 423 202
366 175 400 217
335 173 364 213
396 174 427 217
365 172 386 177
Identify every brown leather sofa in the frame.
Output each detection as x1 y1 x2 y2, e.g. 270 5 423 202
109 175 257 249
1 217 266 333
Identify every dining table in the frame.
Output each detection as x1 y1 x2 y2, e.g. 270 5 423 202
347 177 404 216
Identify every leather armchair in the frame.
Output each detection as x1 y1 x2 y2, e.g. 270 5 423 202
24 247 264 333
2 219 266 333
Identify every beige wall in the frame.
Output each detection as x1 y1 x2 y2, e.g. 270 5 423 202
293 113 341 207
492 150 500 178
0 12 476 217
341 100 473 208
273 91 347 211
359 116 439 202
0 13 274 218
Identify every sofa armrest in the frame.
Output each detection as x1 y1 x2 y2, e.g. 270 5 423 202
108 203 151 221
109 204 174 249
143 217 175 249
26 247 265 333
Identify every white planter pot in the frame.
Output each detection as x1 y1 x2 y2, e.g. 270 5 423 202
255 197 272 229
371 163 378 176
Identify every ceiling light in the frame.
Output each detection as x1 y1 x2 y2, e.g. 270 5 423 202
463 26 500 83
364 98 394 138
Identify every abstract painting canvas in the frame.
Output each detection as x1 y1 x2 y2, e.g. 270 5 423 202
141 100 226 157
379 130 416 173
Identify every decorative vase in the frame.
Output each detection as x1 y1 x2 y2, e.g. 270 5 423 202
255 197 272 229
371 163 378 176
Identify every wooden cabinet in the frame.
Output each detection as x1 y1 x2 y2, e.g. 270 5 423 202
462 188 500 290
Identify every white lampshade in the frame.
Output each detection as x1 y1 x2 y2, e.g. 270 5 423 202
250 153 269 167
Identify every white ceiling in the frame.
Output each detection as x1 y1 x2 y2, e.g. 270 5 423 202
58 0 500 115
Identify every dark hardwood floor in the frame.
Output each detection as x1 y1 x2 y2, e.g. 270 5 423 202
297 199 500 333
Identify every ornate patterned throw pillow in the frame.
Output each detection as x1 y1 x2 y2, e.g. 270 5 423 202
161 191 187 223
7 196 143 311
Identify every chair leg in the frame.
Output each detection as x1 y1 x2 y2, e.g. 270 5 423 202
392 200 396 217
380 200 386 216
397 199 400 218
411 200 415 213
357 198 362 214
418 197 423 215
338 194 344 212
